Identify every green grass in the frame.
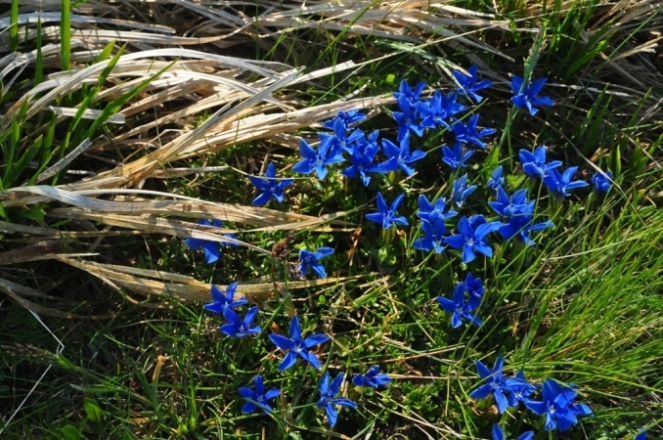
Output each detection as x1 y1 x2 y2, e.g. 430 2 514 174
1 0 662 439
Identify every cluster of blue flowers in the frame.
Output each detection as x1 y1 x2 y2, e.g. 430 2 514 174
181 65 630 436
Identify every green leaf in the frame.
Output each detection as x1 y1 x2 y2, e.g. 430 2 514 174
60 425 83 440
83 397 103 423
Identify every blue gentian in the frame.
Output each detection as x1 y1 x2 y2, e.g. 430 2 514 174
591 170 613 193
394 79 427 106
464 273 485 302
442 142 474 169
221 306 261 338
316 372 358 428
419 90 467 129
413 219 449 254
321 117 366 155
248 162 294 206
511 76 554 115
268 315 329 371
506 370 538 405
352 365 392 389
451 174 477 208
437 281 481 328
634 431 647 440
299 247 334 278
492 424 534 440
342 130 384 185
446 215 501 263
453 65 493 103
543 166 589 197
417 195 458 224
519 146 563 178
524 379 593 432
487 165 504 191
292 136 345 180
366 192 409 230
380 133 427 176
393 94 425 142
323 110 367 131
204 282 248 314
469 356 532 414
184 219 239 264
452 114 497 149
238 375 281 415
489 186 553 246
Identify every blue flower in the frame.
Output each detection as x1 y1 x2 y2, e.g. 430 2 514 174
453 65 493 103
543 166 589 197
419 90 467 129
634 431 647 440
248 162 294 206
591 170 613 193
524 379 593 432
511 76 554 115
519 146 563 178
451 174 477 208
393 94 425 142
394 79 427 106
442 142 474 169
316 372 358 427
489 187 553 246
221 306 261 338
238 375 281 415
352 365 392 389
413 219 449 254
204 282 248 314
437 281 481 328
323 110 367 131
366 192 409 230
292 136 345 180
417 195 458 224
446 215 501 263
342 130 384 185
463 273 485 302
268 315 329 371
469 356 533 414
299 247 334 278
506 370 538 405
452 114 497 149
184 219 239 264
487 165 504 191
321 117 366 155
380 133 427 176
492 424 534 440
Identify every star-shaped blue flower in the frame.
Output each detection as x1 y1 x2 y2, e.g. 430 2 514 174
511 76 554 115
543 166 589 197
323 110 367 131
442 142 474 169
492 424 534 440
292 136 345 180
394 79 427 106
451 174 477 208
452 114 497 149
366 192 409 230
519 146 562 178
204 282 248 315
418 90 467 129
316 372 358 427
184 219 239 264
437 281 481 328
238 375 281 415
417 195 458 224
463 273 485 302
221 306 261 338
524 379 593 432
469 356 532 414
352 366 392 389
299 247 334 278
248 162 294 206
380 133 427 176
490 186 554 246
487 165 504 191
413 219 449 254
268 315 329 371
342 130 385 186
453 65 493 103
446 215 501 263
591 170 613 193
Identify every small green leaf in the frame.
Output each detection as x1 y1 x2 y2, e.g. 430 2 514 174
60 424 83 440
83 397 103 423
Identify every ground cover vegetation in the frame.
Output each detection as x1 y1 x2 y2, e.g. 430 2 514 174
0 0 662 439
